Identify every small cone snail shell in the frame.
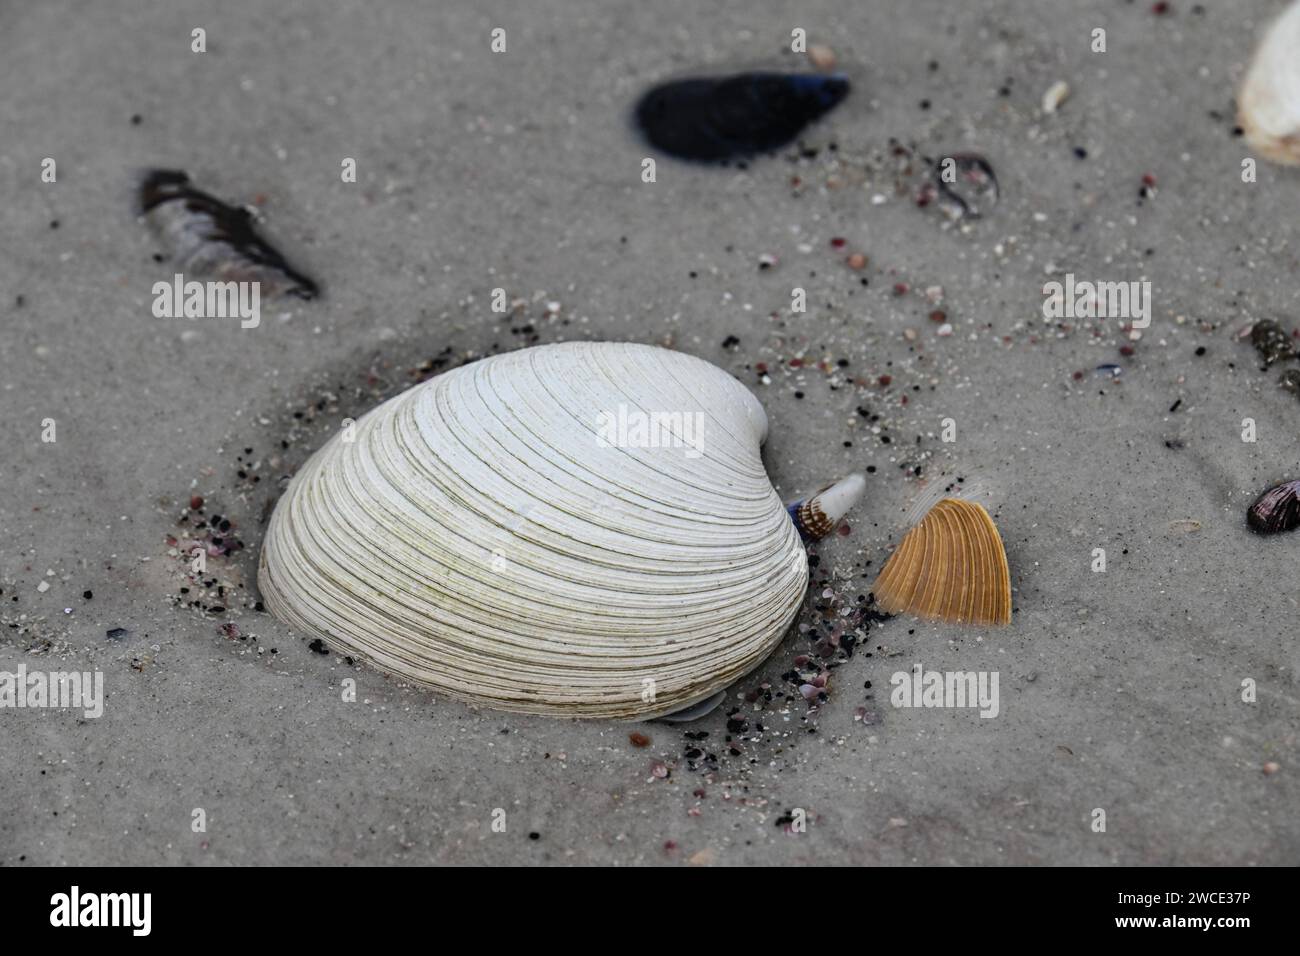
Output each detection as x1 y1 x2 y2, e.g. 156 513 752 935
258 341 864 719
787 474 867 541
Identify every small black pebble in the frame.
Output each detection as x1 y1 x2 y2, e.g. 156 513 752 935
83 590 93 599
308 638 329 655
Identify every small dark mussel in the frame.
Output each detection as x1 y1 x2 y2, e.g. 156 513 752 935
139 168 319 299
634 72 849 162
1280 367 1300 400
925 153 999 220
1247 479 1300 534
1249 319 1296 368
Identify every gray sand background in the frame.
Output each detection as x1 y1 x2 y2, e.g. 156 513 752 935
2 0 1297 864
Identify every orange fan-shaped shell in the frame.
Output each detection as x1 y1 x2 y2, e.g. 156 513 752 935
872 498 1011 626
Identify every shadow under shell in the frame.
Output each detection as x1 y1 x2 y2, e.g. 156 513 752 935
634 72 850 162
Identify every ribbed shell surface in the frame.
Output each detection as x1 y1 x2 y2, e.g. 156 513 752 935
258 342 808 718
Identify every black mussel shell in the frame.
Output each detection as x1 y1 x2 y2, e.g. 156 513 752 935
1247 479 1300 534
634 72 849 162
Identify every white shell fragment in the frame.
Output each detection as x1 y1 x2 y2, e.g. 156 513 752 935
1041 80 1070 114
259 342 812 719
789 473 866 540
1240 0 1300 166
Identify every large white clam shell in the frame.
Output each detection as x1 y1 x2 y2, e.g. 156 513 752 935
258 342 808 718
1240 1 1300 166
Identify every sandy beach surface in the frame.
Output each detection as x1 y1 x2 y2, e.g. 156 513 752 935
2 0 1297 865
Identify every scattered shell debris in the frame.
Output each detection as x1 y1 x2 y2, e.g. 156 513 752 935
925 153 999 220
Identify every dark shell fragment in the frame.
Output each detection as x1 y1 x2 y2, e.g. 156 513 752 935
1247 479 1300 534
634 72 849 162
931 153 999 219
139 169 318 299
1250 319 1296 368
1280 367 1300 400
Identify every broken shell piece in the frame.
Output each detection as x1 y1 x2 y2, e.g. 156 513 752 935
139 169 318 299
1239 1 1300 166
1042 80 1070 114
932 153 999 220
1247 478 1300 534
871 498 1011 626
807 44 837 72
787 474 867 541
